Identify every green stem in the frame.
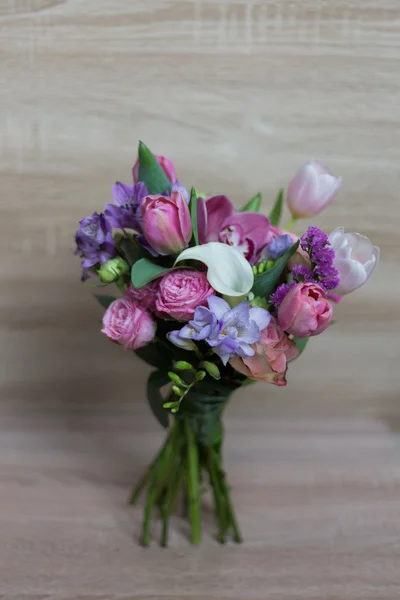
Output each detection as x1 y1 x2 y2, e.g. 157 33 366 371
206 448 227 543
129 435 169 505
285 216 298 232
161 459 184 547
140 423 177 546
212 449 242 543
185 419 201 544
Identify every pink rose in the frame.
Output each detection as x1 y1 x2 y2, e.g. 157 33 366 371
127 280 160 312
156 269 215 321
230 317 298 386
101 296 155 349
277 282 332 338
132 154 177 184
141 191 192 255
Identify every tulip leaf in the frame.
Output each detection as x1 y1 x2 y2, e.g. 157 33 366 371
269 188 284 227
189 187 199 245
138 141 172 195
252 240 299 299
131 258 171 289
94 294 116 309
117 236 142 266
241 192 262 212
292 336 309 357
147 370 170 429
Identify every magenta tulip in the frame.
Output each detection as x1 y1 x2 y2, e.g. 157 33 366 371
141 191 192 255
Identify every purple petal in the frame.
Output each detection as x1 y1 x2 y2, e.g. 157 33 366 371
235 341 255 358
112 182 135 207
223 302 250 328
249 306 271 331
265 234 294 260
172 181 190 203
207 295 230 320
167 331 196 351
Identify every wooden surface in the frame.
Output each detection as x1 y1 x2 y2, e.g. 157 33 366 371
1 1 400 598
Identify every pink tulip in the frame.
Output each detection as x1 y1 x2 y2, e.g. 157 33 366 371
141 191 192 255
132 154 177 184
287 161 342 218
277 282 332 338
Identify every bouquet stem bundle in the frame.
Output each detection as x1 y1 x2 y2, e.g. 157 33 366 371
130 416 240 546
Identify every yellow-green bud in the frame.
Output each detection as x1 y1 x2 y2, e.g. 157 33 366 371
174 361 194 371
195 370 206 382
168 372 188 387
171 386 184 397
202 361 221 380
250 296 269 310
98 258 129 283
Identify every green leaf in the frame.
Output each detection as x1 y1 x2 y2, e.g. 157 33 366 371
134 344 171 369
147 370 170 429
94 295 116 309
118 236 142 266
292 336 309 357
269 188 284 227
138 141 172 195
241 192 262 212
252 240 299 299
189 187 199 245
131 258 171 290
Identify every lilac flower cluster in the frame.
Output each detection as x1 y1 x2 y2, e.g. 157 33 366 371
75 213 116 281
168 296 270 365
300 226 340 290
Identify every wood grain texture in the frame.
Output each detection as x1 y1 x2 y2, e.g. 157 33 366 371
1 1 400 598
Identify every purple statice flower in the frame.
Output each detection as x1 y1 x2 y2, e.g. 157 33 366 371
269 282 295 307
75 212 116 280
300 226 340 290
168 296 270 365
264 234 294 260
291 265 314 282
104 181 148 231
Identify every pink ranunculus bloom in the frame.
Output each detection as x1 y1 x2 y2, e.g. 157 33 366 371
141 191 192 255
132 154 177 184
287 160 342 218
126 279 160 312
277 282 332 338
101 296 156 349
156 269 215 322
230 317 299 386
197 195 271 264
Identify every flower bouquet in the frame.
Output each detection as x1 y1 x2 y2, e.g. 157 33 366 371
75 142 379 546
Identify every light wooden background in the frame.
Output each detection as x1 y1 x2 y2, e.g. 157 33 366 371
1 1 400 598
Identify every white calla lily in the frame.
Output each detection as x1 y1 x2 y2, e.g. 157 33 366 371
175 242 254 297
329 227 380 295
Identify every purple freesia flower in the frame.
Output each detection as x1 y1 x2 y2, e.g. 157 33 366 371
168 296 271 365
264 234 294 260
104 181 148 231
75 212 116 280
196 195 271 264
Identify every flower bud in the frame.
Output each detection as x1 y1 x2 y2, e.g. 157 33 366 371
98 257 129 283
287 160 341 218
141 191 192 255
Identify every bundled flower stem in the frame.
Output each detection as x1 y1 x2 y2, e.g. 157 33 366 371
75 141 379 546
